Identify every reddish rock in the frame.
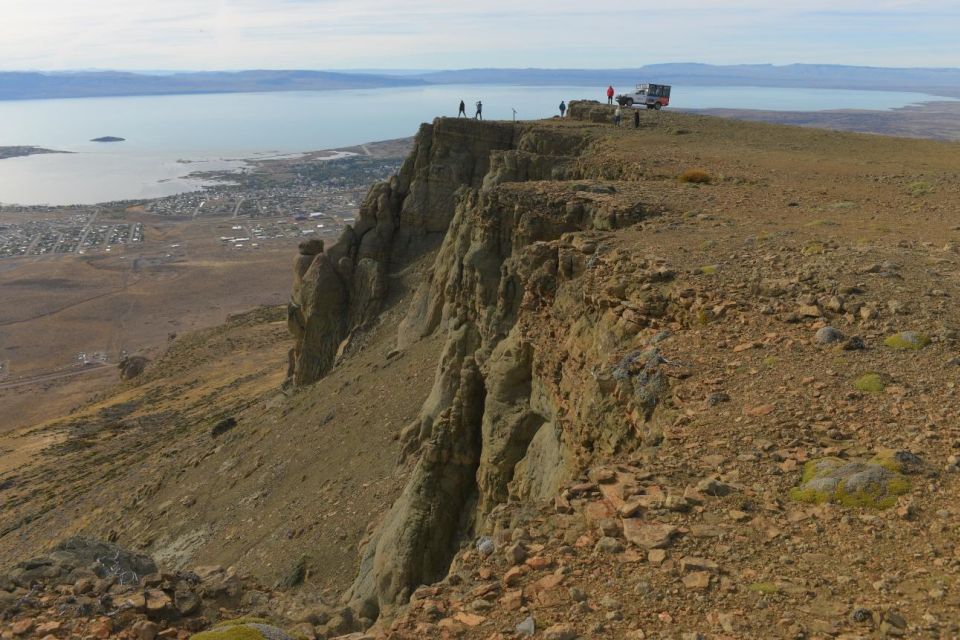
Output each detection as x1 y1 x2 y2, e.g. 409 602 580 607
543 623 577 640
622 520 678 549
679 557 719 573
131 620 160 640
35 621 61 635
524 556 551 570
10 619 34 636
503 566 526 587
453 612 485 627
648 549 668 565
499 589 523 611
88 618 112 640
145 588 173 614
682 571 712 590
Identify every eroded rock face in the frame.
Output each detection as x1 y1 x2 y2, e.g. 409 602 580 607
285 117 675 622
348 177 658 619
287 119 531 387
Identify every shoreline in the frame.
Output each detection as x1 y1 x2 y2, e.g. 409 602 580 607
0 146 70 161
0 136 413 209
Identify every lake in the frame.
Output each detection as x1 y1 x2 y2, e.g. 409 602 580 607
0 84 951 205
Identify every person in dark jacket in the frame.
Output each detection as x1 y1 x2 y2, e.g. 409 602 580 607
475 100 483 120
458 100 466 117
634 108 640 128
559 100 566 117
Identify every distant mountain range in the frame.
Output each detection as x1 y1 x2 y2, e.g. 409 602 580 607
0 70 426 100
412 64 960 97
3 64 960 101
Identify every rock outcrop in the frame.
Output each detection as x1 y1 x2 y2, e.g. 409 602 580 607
118 355 149 381
285 117 679 621
287 119 600 387
288 119 525 386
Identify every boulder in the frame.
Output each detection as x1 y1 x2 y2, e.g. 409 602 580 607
118 355 149 380
789 452 922 509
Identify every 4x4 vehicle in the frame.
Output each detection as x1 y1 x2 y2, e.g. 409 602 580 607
616 83 671 109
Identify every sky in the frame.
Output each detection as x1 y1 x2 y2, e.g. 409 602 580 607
1 0 957 71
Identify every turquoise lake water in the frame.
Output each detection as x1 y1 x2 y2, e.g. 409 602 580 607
0 84 951 205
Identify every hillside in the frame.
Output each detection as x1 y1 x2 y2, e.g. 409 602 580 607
2 107 960 639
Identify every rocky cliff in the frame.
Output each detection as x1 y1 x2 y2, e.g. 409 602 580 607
289 119 516 386
287 116 684 622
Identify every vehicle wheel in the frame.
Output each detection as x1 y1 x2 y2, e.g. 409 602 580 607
653 103 662 111
646 104 653 110
625 98 634 107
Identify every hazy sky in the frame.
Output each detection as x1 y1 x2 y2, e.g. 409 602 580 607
2 0 957 71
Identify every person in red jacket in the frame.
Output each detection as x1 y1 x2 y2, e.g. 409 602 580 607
607 85 615 105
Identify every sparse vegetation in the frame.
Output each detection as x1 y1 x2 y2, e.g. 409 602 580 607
678 168 712 184
853 373 885 393
884 331 930 350
748 582 781 594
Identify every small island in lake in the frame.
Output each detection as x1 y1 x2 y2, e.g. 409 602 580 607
0 146 69 160
91 136 125 143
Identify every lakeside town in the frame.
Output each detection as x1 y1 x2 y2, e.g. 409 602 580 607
0 149 407 260
0 213 144 258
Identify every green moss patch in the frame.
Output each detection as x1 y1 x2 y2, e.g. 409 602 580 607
884 332 930 350
853 373 885 393
700 265 718 275
789 457 913 510
828 201 857 210
748 582 781 594
907 181 933 197
192 619 291 640
192 629 269 640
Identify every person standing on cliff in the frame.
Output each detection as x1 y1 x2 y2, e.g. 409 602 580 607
607 85 615 105
559 100 566 117
634 108 640 128
614 104 622 127
475 100 483 120
458 100 466 117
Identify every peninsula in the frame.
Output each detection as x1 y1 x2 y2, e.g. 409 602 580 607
90 136 125 143
0 146 67 160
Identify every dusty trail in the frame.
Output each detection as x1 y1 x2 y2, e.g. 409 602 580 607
0 362 107 391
